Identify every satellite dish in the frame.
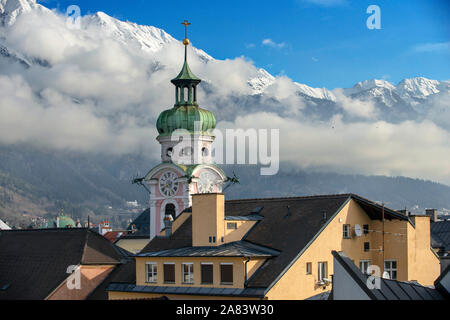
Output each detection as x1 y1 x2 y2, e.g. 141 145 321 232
382 272 390 279
354 224 362 237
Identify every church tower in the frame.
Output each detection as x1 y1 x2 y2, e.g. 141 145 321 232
143 21 227 240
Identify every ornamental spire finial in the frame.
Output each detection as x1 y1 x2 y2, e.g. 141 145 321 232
181 20 191 61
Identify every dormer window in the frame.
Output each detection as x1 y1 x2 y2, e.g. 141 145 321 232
227 223 237 230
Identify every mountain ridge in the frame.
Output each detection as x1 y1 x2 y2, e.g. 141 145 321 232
0 0 449 228
1 0 447 108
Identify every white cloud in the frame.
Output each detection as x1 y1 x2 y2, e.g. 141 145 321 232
262 38 286 48
220 113 450 184
300 0 348 7
0 4 449 185
412 42 450 53
333 88 376 119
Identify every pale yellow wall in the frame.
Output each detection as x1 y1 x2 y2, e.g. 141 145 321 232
370 219 409 280
136 256 247 288
192 194 225 247
406 216 440 285
224 220 257 243
265 199 440 300
247 258 266 279
115 238 150 254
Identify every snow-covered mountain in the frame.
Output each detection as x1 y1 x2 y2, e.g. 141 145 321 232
1 0 450 228
0 0 448 132
1 0 447 119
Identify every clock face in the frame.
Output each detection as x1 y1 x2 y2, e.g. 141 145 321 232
159 171 179 198
197 171 219 194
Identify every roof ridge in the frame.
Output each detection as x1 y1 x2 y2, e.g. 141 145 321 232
226 193 353 203
80 228 91 264
0 227 89 233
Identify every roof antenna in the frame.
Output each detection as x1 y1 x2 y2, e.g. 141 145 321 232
321 211 327 224
284 206 292 218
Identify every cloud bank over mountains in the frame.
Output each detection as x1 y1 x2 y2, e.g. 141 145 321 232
0 0 449 184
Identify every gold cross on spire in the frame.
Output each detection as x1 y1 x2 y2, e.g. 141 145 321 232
181 20 191 39
181 20 191 46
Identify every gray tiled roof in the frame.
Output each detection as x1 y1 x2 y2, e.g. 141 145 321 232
332 251 446 300
225 215 264 221
106 282 266 298
0 228 124 300
431 220 450 252
137 241 279 258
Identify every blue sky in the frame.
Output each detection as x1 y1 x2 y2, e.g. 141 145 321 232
39 0 449 89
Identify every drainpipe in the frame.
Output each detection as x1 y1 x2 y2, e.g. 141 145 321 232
244 257 251 285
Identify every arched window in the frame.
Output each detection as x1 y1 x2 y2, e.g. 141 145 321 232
165 203 176 219
184 87 189 103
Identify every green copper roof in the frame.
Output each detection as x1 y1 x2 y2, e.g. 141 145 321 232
171 60 201 83
157 31 216 138
157 105 216 137
41 215 76 229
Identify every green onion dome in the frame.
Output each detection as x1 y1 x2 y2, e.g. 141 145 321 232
156 31 216 138
157 105 216 137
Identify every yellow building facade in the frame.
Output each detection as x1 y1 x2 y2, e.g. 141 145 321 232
107 193 440 300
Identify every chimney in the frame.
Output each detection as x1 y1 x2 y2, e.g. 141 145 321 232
425 209 438 222
192 193 225 247
163 215 174 237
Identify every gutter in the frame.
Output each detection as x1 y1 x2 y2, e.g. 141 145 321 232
244 257 251 285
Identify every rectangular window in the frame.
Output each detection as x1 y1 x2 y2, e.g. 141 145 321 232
227 222 237 230
182 263 194 284
343 224 350 238
318 262 328 282
209 236 217 243
201 263 214 284
364 242 370 252
146 262 157 283
359 260 371 275
163 263 175 284
384 260 397 280
363 224 369 235
306 262 312 275
220 263 233 285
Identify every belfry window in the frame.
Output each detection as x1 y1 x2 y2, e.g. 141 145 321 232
184 87 188 103
165 203 176 220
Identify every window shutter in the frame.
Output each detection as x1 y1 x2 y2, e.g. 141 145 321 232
201 264 213 284
220 264 233 284
164 264 175 283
